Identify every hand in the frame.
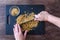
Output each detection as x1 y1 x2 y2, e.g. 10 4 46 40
13 24 28 40
34 11 49 21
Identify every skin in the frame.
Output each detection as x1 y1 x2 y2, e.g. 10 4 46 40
13 24 28 40
34 11 60 28
13 11 60 40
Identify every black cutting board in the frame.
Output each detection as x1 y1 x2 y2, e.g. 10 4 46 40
6 5 45 35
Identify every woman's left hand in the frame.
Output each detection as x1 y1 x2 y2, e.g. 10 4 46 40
13 24 28 40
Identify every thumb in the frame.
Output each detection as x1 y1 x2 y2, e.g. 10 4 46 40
24 30 28 39
34 15 38 20
34 15 39 18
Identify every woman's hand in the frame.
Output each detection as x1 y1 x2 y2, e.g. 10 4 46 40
34 11 60 28
34 11 49 21
13 24 28 40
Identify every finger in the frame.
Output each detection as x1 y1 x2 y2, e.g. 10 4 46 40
34 15 39 20
35 18 40 21
14 24 19 32
34 15 39 18
34 16 40 21
17 24 21 31
24 30 28 39
17 24 22 34
14 24 17 28
13 28 18 39
34 18 38 20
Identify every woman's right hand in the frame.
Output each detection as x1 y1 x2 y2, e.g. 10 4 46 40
34 11 49 21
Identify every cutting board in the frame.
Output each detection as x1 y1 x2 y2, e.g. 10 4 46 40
6 5 45 35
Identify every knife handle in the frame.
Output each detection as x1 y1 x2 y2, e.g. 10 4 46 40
7 15 10 25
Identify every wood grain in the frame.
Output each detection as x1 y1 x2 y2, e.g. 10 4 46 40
0 0 60 40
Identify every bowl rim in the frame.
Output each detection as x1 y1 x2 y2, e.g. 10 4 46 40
9 6 20 16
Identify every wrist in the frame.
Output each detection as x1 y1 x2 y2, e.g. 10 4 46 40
47 14 52 22
44 13 50 21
